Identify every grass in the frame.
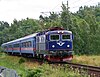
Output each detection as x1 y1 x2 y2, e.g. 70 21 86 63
25 64 87 77
0 52 40 77
73 55 100 66
0 52 90 77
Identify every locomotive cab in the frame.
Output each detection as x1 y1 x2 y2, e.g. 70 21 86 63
46 30 73 51
45 28 73 61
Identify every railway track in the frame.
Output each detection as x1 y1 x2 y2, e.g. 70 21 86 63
1 55 100 77
21 56 100 77
25 57 100 77
48 61 100 77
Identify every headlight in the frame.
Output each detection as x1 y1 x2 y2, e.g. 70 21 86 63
52 45 55 48
67 45 70 47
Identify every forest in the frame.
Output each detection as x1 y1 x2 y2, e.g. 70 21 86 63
0 3 100 55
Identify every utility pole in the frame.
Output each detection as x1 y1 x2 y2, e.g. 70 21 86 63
66 0 69 30
61 0 71 30
67 0 69 12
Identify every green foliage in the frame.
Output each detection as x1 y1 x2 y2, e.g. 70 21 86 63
25 64 88 77
0 52 7 58
0 21 9 31
19 57 26 64
0 47 4 52
73 55 100 66
39 12 61 30
0 18 40 45
26 68 44 77
74 4 100 55
0 55 89 77
61 3 73 30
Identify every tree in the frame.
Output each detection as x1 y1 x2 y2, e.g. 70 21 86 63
0 21 9 31
61 2 73 30
39 12 60 29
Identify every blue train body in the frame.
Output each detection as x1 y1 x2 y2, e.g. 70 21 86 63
1 27 73 61
46 30 73 51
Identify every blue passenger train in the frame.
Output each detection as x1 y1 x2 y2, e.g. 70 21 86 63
1 27 73 61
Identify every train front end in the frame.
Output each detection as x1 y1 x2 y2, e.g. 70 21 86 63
46 28 73 61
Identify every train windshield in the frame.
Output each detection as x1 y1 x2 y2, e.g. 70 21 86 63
50 34 59 41
62 34 70 40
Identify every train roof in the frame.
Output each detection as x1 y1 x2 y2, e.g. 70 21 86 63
37 27 72 35
46 30 72 34
2 33 38 46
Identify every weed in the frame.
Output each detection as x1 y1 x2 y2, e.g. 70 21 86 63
19 57 26 64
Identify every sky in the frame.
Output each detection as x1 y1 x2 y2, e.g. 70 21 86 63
0 0 99 24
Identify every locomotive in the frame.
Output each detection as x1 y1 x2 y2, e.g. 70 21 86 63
1 27 73 61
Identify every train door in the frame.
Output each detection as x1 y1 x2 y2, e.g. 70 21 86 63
36 35 46 51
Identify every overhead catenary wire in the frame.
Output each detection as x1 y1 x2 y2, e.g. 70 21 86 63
51 0 70 11
68 0 83 5
41 0 67 14
51 0 95 11
41 0 99 15
70 0 94 8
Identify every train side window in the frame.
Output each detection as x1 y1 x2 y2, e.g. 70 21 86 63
23 42 26 47
62 34 70 40
14 43 20 47
22 41 32 47
9 45 12 48
41 35 45 43
28 41 32 47
39 37 42 43
22 42 25 47
26 42 28 47
26 42 30 47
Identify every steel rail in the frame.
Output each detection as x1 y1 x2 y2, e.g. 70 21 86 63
48 61 100 77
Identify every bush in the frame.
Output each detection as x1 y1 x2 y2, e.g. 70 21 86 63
26 68 44 77
19 57 26 64
0 47 4 52
25 64 89 77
